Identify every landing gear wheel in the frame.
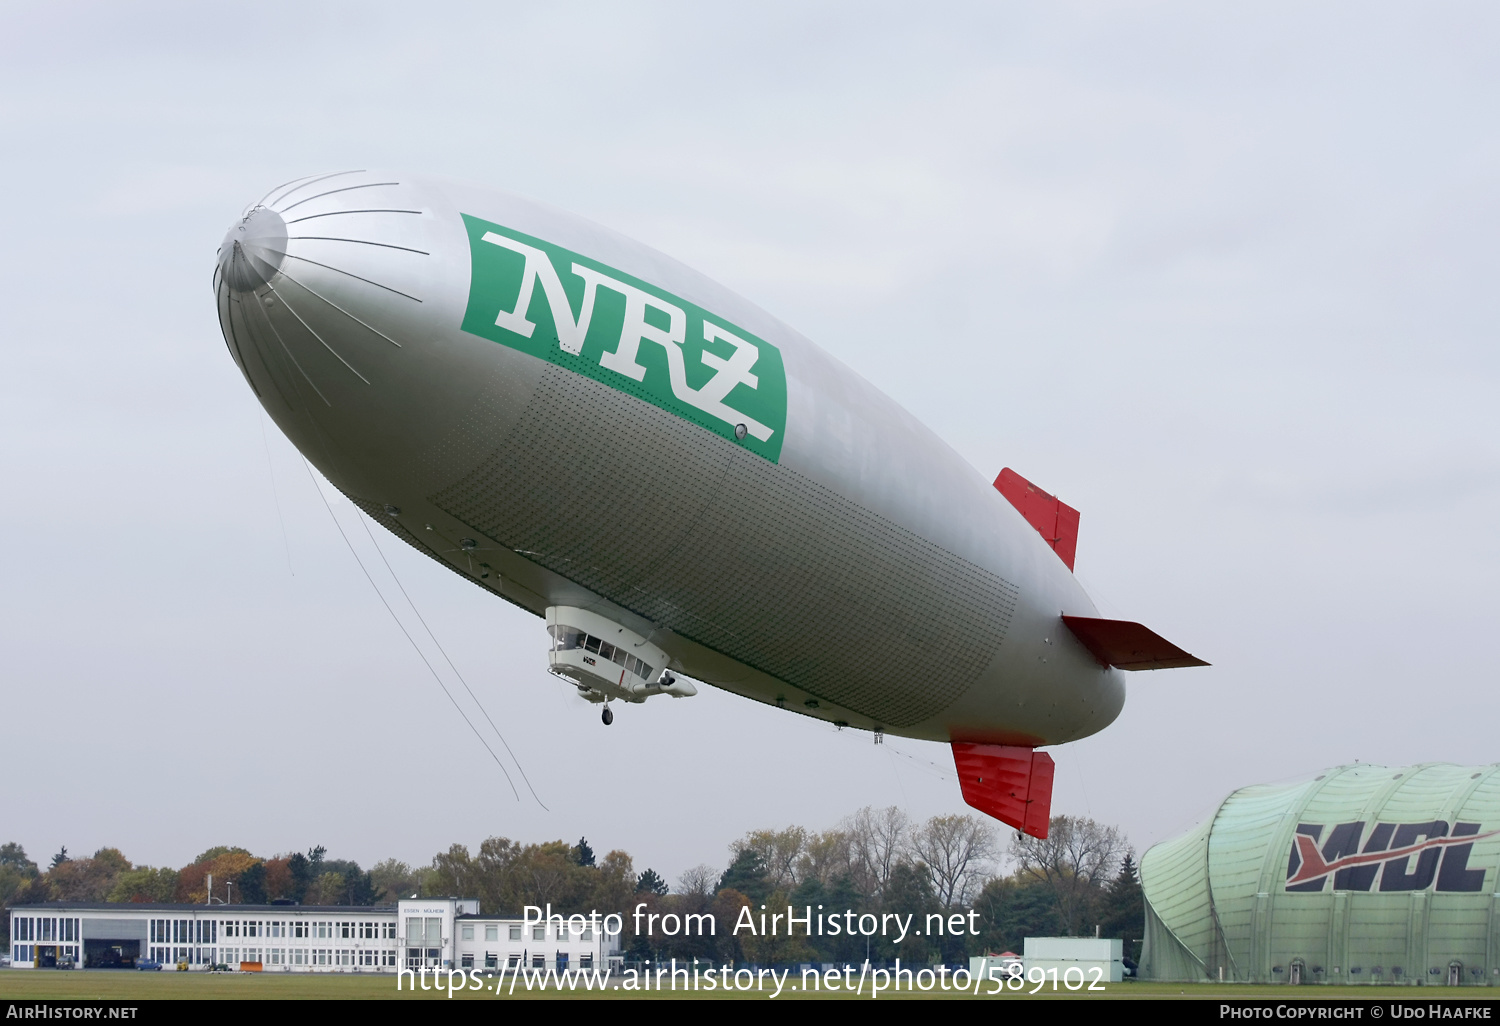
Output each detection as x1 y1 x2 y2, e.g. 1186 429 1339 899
602 707 614 726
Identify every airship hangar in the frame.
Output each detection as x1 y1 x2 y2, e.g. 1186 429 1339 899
1140 762 1500 986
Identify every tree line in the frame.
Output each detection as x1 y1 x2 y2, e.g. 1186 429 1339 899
1 810 1144 964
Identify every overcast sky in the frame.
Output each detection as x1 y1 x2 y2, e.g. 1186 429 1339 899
2 2 1497 888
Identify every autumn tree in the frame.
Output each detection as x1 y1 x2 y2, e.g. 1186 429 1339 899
467 838 592 912
107 866 178 903
1009 815 1127 936
796 829 854 887
0 843 37 874
370 859 421 903
318 860 376 905
301 872 338 905
511 842 585 906
731 827 807 891
676 865 717 897
0 844 40 948
909 815 997 909
176 850 261 904
588 850 636 916
262 857 293 901
48 848 131 902
652 867 718 962
425 844 474 898
844 806 911 900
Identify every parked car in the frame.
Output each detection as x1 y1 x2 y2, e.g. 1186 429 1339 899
135 959 163 971
55 958 76 970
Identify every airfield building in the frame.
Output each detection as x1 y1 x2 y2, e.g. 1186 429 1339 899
7 896 621 972
1140 763 1500 986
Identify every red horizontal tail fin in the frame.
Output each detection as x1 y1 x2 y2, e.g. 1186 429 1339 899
994 468 1079 571
951 743 1054 838
1061 615 1210 670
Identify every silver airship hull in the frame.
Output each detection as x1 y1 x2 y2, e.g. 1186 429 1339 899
214 170 1126 747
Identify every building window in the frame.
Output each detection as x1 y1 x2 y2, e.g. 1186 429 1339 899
484 953 497 969
532 954 545 969
461 954 473 968
509 925 522 941
382 951 397 967
532 926 545 941
341 923 353 939
485 925 498 942
461 925 474 941
384 923 397 940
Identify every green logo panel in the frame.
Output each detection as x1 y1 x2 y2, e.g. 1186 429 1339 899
460 213 787 462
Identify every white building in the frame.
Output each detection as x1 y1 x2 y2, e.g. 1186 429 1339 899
1022 937 1125 984
7 897 621 972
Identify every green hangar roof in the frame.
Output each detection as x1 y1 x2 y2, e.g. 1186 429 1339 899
1140 763 1500 986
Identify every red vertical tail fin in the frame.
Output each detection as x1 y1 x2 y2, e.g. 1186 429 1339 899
994 468 1079 571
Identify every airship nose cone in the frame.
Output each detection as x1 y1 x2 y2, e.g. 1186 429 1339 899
218 205 287 292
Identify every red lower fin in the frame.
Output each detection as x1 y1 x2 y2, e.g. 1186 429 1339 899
951 742 1055 838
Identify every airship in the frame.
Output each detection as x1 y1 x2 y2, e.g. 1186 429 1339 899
215 170 1207 837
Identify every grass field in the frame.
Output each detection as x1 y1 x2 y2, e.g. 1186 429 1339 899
0 969 1492 1001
